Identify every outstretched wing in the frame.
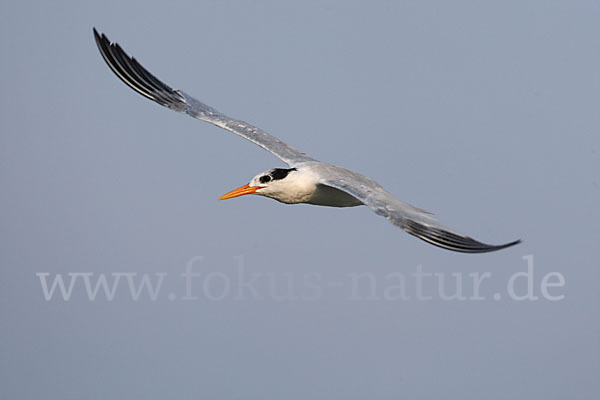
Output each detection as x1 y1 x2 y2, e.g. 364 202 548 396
93 28 315 166
317 165 520 253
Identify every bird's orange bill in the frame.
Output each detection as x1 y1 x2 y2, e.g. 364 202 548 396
218 184 262 200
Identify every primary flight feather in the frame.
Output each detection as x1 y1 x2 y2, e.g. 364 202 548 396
93 28 520 253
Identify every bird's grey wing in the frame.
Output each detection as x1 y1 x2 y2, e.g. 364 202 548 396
93 29 315 166
318 169 520 253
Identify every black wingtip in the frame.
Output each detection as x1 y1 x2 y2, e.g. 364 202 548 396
92 28 186 110
484 238 521 252
92 27 104 45
505 238 522 247
403 220 521 254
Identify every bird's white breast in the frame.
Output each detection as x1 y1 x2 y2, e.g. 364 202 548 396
307 184 363 207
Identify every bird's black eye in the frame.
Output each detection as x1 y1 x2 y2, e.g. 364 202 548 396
259 175 271 184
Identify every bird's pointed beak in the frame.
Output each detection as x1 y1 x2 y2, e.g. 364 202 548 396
218 183 262 200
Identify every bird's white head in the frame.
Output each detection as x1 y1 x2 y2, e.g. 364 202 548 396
218 167 316 204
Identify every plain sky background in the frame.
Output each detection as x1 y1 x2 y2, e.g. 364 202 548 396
1 0 598 399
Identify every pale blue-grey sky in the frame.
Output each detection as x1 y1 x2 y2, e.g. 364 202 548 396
1 1 598 399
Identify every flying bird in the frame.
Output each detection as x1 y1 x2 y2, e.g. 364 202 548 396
93 28 520 253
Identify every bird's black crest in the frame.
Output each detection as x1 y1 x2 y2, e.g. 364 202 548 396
270 168 297 181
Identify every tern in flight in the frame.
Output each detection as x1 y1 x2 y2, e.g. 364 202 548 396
93 28 520 253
